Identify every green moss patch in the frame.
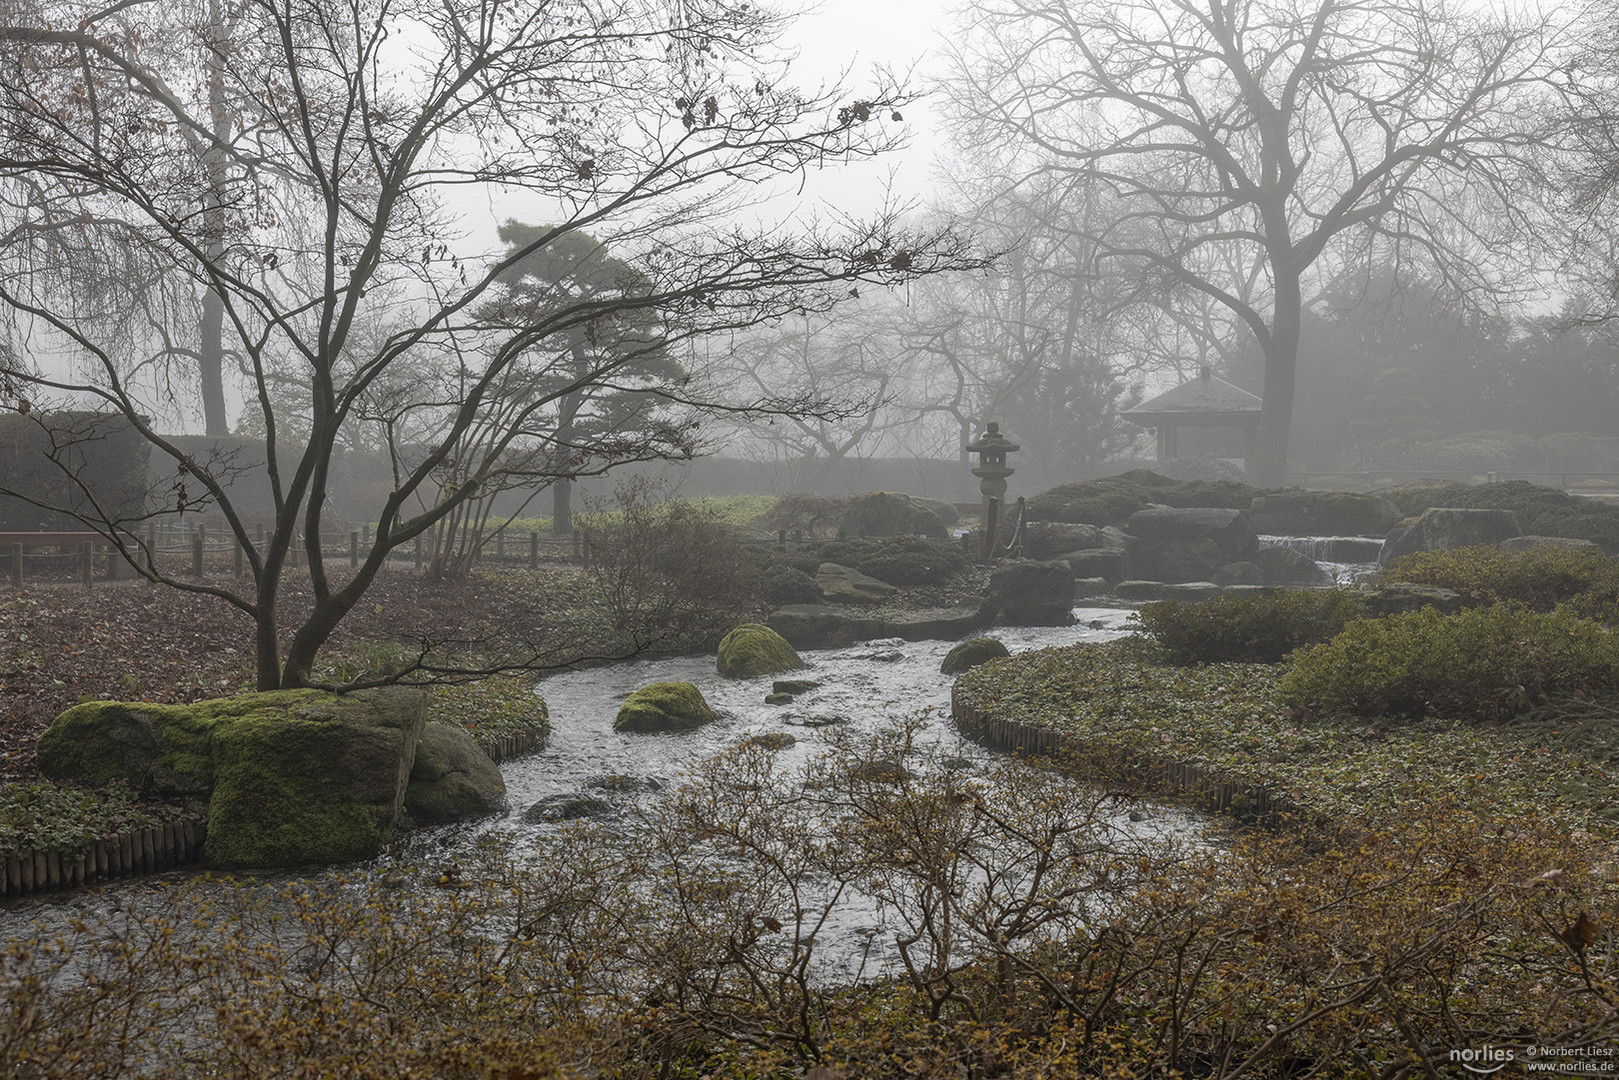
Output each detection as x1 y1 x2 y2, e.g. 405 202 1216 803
716 623 804 679
614 682 716 732
37 688 426 869
953 639 1619 828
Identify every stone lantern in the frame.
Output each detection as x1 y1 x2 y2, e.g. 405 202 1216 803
967 421 1018 514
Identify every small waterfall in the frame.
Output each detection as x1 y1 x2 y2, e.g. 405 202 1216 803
1259 534 1384 564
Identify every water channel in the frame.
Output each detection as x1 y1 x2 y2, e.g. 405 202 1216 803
1 549 1377 982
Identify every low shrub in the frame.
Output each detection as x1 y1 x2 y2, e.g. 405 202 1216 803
1380 544 1619 621
1134 589 1368 664
755 561 821 606
1280 602 1619 721
584 491 759 646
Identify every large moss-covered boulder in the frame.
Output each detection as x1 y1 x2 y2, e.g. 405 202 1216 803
614 682 716 732
717 623 805 679
941 637 1010 674
840 492 949 539
403 722 507 824
38 688 428 869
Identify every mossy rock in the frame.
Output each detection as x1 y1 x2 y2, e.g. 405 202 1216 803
39 688 428 869
403 722 507 825
716 623 805 679
941 637 1011 674
614 682 717 732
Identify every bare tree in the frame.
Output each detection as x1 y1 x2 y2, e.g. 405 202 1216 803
0 0 978 689
718 304 910 493
945 0 1572 483
898 184 1146 486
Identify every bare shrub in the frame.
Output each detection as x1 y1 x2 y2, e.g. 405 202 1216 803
582 480 760 648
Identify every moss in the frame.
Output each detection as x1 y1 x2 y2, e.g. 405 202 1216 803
206 711 381 867
614 682 717 732
716 623 804 679
940 637 1011 675
37 690 327 795
37 689 423 870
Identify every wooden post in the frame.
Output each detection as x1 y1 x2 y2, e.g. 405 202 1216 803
9 543 21 588
80 542 93 586
192 524 205 577
496 530 504 562
529 531 538 570
414 535 423 571
107 543 120 581
350 530 359 568
362 522 371 545
233 535 244 576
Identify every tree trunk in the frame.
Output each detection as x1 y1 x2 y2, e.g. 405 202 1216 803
200 0 230 437
1254 274 1302 486
200 291 228 437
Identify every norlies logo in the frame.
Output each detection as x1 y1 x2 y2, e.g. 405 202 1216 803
1451 1046 1516 1074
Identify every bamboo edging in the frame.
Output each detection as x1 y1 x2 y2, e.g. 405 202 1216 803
0 820 202 901
480 724 545 765
950 683 1302 825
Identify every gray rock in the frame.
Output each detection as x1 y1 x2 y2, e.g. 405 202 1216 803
523 794 611 823
772 678 822 694
1213 561 1264 586
765 692 794 705
767 605 884 649
880 603 995 641
1020 521 1105 560
1073 576 1110 598
913 497 960 528
816 562 899 604
841 492 949 539
1248 491 1402 536
1497 535 1603 553
940 636 1011 674
1251 545 1333 586
404 722 507 825
742 732 798 750
1057 547 1131 584
1378 507 1522 564
1160 582 1222 602
784 713 849 728
1113 580 1166 601
989 559 1077 625
1125 507 1260 582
